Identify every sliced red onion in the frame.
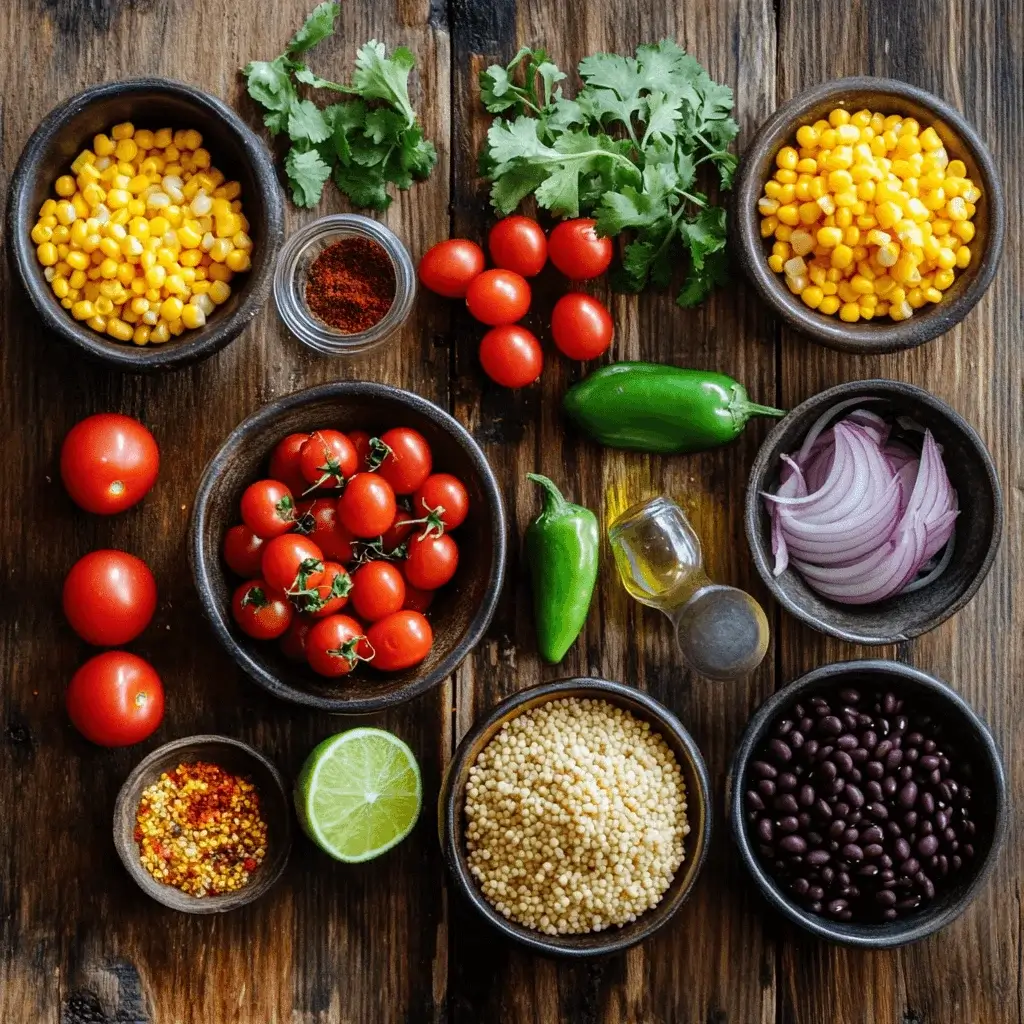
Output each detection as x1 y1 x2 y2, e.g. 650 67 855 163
901 532 956 594
795 397 883 464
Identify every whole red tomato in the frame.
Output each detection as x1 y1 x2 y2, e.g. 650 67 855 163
231 580 294 640
338 473 397 538
488 216 548 277
479 325 543 388
350 561 406 622
348 430 373 470
268 433 311 495
550 293 614 359
222 524 265 577
465 269 531 326
308 561 353 619
240 480 296 539
261 534 325 594
413 473 469 531
60 413 159 515
306 614 367 677
401 579 435 613
299 498 355 563
418 239 485 298
365 610 433 671
299 429 358 490
548 219 613 280
63 549 157 646
404 534 459 590
381 502 415 553
377 427 433 495
279 616 313 662
66 651 164 747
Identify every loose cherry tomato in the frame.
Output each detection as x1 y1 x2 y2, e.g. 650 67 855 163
418 239 486 298
306 614 367 678
231 580 294 640
261 534 325 595
479 325 543 388
550 293 614 359
63 549 157 646
299 429 358 491
365 610 433 671
488 216 547 277
308 561 353 619
413 473 469 531
338 473 397 538
465 269 531 326
66 651 164 747
268 433 311 495
348 430 373 470
401 578 435 613
377 427 433 495
548 219 613 280
60 413 159 515
222 524 266 577
404 533 459 590
298 498 356 563
381 501 415 553
350 561 406 622
240 480 296 539
279 616 313 662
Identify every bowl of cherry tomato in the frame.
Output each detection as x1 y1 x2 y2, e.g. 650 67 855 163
189 381 507 713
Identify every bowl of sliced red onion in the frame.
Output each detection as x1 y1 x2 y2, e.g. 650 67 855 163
745 379 1002 644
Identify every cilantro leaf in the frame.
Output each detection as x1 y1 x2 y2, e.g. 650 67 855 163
677 246 729 307
285 147 333 207
243 57 296 111
479 64 519 113
682 205 727 271
288 99 331 144
353 41 417 126
294 65 353 92
286 1 340 55
333 161 391 210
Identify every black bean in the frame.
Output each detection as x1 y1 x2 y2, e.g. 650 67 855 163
839 688 861 704
939 756 951 774
848 810 863 825
876 889 897 906
820 715 843 735
874 740 893 760
836 734 858 751
834 802 850 818
937 855 949 877
799 717 814 735
834 751 854 774
758 779 776 798
928 768 942 786
778 816 799 833
746 790 765 810
865 760 884 781
757 818 774 843
819 760 837 781
880 854 893 869
841 844 864 861
821 867 835 885
791 877 810 895
844 783 865 808
799 784 815 807
898 765 913 781
828 820 846 839
898 781 918 808
775 794 799 814
775 718 794 737
906 732 924 747
937 782 953 802
814 798 833 820
918 835 939 857
806 850 830 867
901 857 920 876
919 791 935 815
857 863 879 877
943 827 958 844
920 821 933 836
903 810 918 830
798 812 811 830
880 868 896 883
919 875 936 900
896 898 920 912
803 739 819 758
883 908 898 920
885 822 901 838
867 801 889 820
842 827 859 844
962 843 975 859
885 749 903 770
951 855 962 871
883 693 898 715
935 809 949 831
923 738 937 753
752 759 778 780
769 738 793 763
919 754 940 771
842 712 858 731
904 748 919 764
860 825 884 845
895 838 911 861
882 776 898 797
860 730 878 751
779 835 807 854
864 844 884 858
894 716 908 733
794 703 807 719
851 749 869 764
827 777 845 797
807 831 823 846
865 781 883 801
778 772 797 791
827 899 848 916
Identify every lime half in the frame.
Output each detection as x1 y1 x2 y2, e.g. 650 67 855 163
294 728 422 863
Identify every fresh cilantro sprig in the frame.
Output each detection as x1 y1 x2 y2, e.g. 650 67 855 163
478 40 738 306
242 2 437 209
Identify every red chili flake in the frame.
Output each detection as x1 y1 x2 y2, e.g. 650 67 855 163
305 237 396 334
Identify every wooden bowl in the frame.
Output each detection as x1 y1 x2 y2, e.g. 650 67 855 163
745 379 1002 644
8 77 283 372
731 77 1004 354
189 381 507 713
439 678 712 958
113 735 291 913
729 660 1007 947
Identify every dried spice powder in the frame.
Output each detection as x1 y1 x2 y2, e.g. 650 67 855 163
305 237 396 333
134 761 268 897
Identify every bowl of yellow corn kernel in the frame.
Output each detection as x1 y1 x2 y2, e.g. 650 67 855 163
8 78 283 371
732 77 1004 354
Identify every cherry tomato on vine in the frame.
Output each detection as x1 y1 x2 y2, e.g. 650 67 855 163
488 216 547 277
231 580 294 640
306 614 367 678
548 219 613 280
268 432 311 495
279 616 313 662
222 524 266 578
401 578 435 614
338 473 397 538
550 293 614 359
348 430 373 470
350 561 407 623
404 533 459 590
63 549 157 646
418 239 485 298
479 325 543 388
377 427 433 495
240 479 296 539
365 610 433 671
299 429 358 491
465 269 531 326
66 651 164 747
308 561 352 619
413 473 469 531
298 498 355 563
261 534 325 595
60 413 159 515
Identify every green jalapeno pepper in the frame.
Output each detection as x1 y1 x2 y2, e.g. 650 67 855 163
525 474 599 664
562 362 785 454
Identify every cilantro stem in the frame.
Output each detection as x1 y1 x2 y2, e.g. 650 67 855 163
694 130 733 163
678 189 707 209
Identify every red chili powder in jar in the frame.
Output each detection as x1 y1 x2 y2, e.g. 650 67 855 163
305 237 396 334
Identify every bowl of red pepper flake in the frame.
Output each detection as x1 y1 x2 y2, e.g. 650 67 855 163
274 214 416 355
114 735 291 913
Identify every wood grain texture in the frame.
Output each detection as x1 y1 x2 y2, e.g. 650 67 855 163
0 0 1019 1022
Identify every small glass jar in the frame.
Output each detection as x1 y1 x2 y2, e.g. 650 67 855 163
273 214 416 356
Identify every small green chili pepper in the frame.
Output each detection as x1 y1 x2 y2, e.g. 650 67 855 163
525 474 599 664
562 362 785 454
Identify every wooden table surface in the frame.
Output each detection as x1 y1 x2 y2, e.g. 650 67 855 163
1 0 1020 1021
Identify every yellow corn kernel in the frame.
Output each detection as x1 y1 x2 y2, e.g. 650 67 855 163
932 268 955 290
31 222 52 244
159 296 184 321
71 299 94 320
176 224 203 249
760 216 779 238
952 220 975 243
180 303 206 329
98 257 119 279
104 317 132 342
55 174 78 197
95 296 115 316
764 181 783 200
800 285 824 309
945 158 966 178
830 244 854 270
116 263 136 286
758 196 780 216
891 252 919 284
767 254 784 273
818 295 841 315
825 147 854 172
850 274 874 295
828 108 850 127
208 280 231 304
37 242 58 266
776 146 799 171
923 287 943 304
843 225 861 246
207 263 233 283
66 250 91 272
906 287 926 309
837 280 859 303
110 122 134 141
816 226 843 249
835 207 853 229
209 237 233 262
821 282 838 296
955 246 971 269
796 159 818 175
796 125 820 150
838 302 860 322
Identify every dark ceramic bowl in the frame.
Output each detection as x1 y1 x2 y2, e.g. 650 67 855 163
745 379 1002 644
439 677 712 958
732 77 1004 354
730 660 1007 947
8 77 283 372
113 735 291 913
190 381 506 714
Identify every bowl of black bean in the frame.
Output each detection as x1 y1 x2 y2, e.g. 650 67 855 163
730 659 1007 947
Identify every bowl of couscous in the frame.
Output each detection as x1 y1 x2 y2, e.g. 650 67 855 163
8 77 283 371
732 77 1004 354
439 677 712 957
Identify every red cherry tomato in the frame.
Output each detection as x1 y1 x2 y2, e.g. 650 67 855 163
63 550 156 647
365 610 433 671
413 473 469 531
548 219 613 280
60 413 159 515
418 239 486 298
306 614 367 678
350 561 407 622
66 651 164 747
338 473 397 538
404 533 459 590
261 534 325 595
240 480 296 539
465 269 531 326
279 616 313 662
299 429 358 491
231 580 294 640
348 430 373 470
308 561 353 619
222 524 265 577
377 427 433 495
381 502 415 553
401 579 435 613
298 498 356 563
268 433 311 495
550 293 614 359
488 216 547 277
479 325 543 388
